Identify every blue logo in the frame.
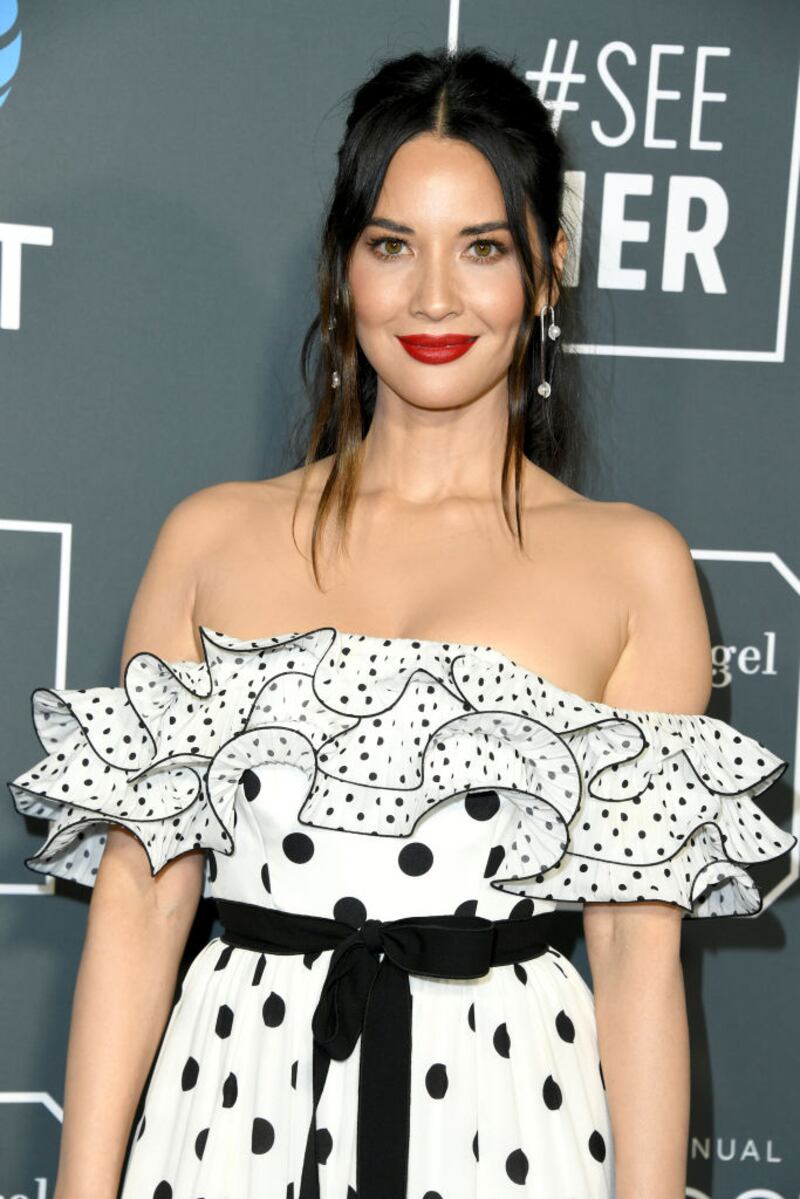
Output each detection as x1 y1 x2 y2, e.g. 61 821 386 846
0 0 21 108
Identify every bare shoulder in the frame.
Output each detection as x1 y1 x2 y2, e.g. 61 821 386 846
162 463 324 546
119 478 291 674
536 484 694 568
170 463 332 595
161 477 281 538
601 498 694 560
527 483 711 712
591 500 713 715
596 499 705 620
119 485 226 666
210 460 332 520
527 475 692 564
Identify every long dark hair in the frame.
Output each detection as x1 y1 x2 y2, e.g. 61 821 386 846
290 45 589 588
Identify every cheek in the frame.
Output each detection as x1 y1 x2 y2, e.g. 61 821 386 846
465 267 526 327
349 257 400 326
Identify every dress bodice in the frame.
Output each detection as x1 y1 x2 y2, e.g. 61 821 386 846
7 624 795 920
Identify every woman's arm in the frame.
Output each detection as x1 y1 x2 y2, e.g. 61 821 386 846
584 508 713 1199
585 901 689 1199
54 838 205 1199
53 492 216 1199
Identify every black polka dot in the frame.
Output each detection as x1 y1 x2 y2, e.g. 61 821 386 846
215 1004 234 1038
425 1062 448 1098
261 862 271 893
333 896 367 926
509 897 534 919
589 1129 606 1161
252 1117 275 1153
467 1001 475 1031
556 1009 575 1042
513 962 528 984
472 1130 479 1161
465 789 500 820
136 1113 146 1141
483 845 506 877
194 1127 208 1159
291 1059 298 1088
153 1183 172 1199
398 841 433 876
505 1147 529 1184
214 944 234 971
240 768 261 801
542 1074 562 1109
252 953 266 986
315 1127 333 1164
283 832 315 863
455 898 478 915
181 1056 199 1090
423 1192 443 1199
493 1022 511 1058
262 991 286 1027
222 1072 238 1107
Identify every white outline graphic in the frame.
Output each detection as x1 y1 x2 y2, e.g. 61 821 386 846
447 3 800 361
1 519 71 895
0 1091 63 1122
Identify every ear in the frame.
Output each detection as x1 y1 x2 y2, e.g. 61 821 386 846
533 225 569 314
551 226 569 302
544 226 569 309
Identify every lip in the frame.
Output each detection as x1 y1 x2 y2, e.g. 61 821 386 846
396 333 479 364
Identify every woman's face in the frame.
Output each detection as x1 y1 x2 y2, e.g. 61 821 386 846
348 132 552 411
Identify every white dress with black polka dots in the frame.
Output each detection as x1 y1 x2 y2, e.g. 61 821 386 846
8 626 795 1199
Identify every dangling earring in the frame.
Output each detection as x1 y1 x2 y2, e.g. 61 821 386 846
327 292 338 333
536 303 561 398
329 289 340 388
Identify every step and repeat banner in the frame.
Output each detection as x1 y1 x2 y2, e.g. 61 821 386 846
1 2 798 1196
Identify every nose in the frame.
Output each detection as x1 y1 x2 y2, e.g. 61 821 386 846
410 248 461 321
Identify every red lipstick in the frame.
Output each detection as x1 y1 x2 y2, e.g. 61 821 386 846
396 333 478 364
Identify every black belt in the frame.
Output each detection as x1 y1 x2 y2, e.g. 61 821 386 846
215 897 550 1199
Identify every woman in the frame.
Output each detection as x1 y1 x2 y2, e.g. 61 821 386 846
8 46 794 1199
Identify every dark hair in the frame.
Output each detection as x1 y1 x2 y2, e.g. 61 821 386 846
290 45 589 588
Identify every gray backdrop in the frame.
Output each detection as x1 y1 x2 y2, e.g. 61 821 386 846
1 2 798 1196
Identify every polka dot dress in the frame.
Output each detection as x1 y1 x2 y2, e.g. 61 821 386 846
8 626 794 1198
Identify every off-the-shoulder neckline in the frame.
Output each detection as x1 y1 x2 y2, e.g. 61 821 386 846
196 623 711 724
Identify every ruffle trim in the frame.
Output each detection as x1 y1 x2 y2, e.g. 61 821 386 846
6 625 795 916
6 659 234 887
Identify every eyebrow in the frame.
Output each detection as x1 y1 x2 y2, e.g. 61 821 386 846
365 217 511 236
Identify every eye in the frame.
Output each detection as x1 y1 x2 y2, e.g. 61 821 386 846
467 238 507 263
366 236 408 259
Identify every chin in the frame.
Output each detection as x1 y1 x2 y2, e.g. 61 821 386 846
398 386 483 411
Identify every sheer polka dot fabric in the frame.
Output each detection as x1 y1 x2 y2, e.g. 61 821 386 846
6 625 794 1198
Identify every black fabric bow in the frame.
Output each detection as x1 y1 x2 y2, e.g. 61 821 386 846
215 899 549 1199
